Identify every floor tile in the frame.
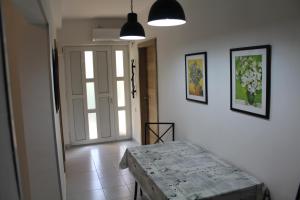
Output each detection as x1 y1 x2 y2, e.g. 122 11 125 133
67 171 99 184
99 175 126 188
66 140 140 200
103 185 131 200
67 189 106 200
67 179 101 195
66 160 95 174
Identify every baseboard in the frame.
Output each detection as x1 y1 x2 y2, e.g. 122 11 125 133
65 137 139 148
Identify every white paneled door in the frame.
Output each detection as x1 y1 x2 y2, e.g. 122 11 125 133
64 46 131 145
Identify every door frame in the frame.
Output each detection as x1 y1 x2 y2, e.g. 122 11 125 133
64 45 132 145
138 38 159 145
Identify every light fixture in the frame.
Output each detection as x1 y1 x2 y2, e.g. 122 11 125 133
120 0 146 40
148 0 186 27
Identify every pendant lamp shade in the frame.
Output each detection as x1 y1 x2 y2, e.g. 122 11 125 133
120 12 145 40
148 0 186 27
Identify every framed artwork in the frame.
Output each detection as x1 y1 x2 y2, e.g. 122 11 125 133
52 40 60 112
185 52 208 104
230 45 271 119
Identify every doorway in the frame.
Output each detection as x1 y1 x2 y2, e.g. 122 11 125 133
138 39 159 145
64 45 131 145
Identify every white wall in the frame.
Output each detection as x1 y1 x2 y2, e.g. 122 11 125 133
129 42 142 144
58 18 125 46
3 0 63 199
131 0 300 199
40 1 66 199
0 17 19 200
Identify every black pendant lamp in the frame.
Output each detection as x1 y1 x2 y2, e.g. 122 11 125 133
148 0 186 27
120 0 146 40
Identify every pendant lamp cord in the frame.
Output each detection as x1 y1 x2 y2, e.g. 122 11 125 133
131 0 133 13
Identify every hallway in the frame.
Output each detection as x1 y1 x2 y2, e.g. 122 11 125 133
66 140 145 200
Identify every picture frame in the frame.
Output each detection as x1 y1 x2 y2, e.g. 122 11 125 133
230 45 271 119
185 52 208 104
52 40 60 112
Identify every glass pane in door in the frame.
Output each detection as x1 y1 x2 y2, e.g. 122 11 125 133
118 110 127 136
117 81 125 107
85 51 94 79
115 50 124 77
86 82 96 110
88 113 98 139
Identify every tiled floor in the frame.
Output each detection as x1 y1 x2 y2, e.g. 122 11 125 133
66 140 147 200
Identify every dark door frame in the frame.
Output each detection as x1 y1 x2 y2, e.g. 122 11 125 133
138 38 159 145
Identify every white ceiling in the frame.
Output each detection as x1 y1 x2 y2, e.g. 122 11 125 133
62 0 155 19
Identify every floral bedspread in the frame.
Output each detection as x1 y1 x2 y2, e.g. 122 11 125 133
120 141 263 200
